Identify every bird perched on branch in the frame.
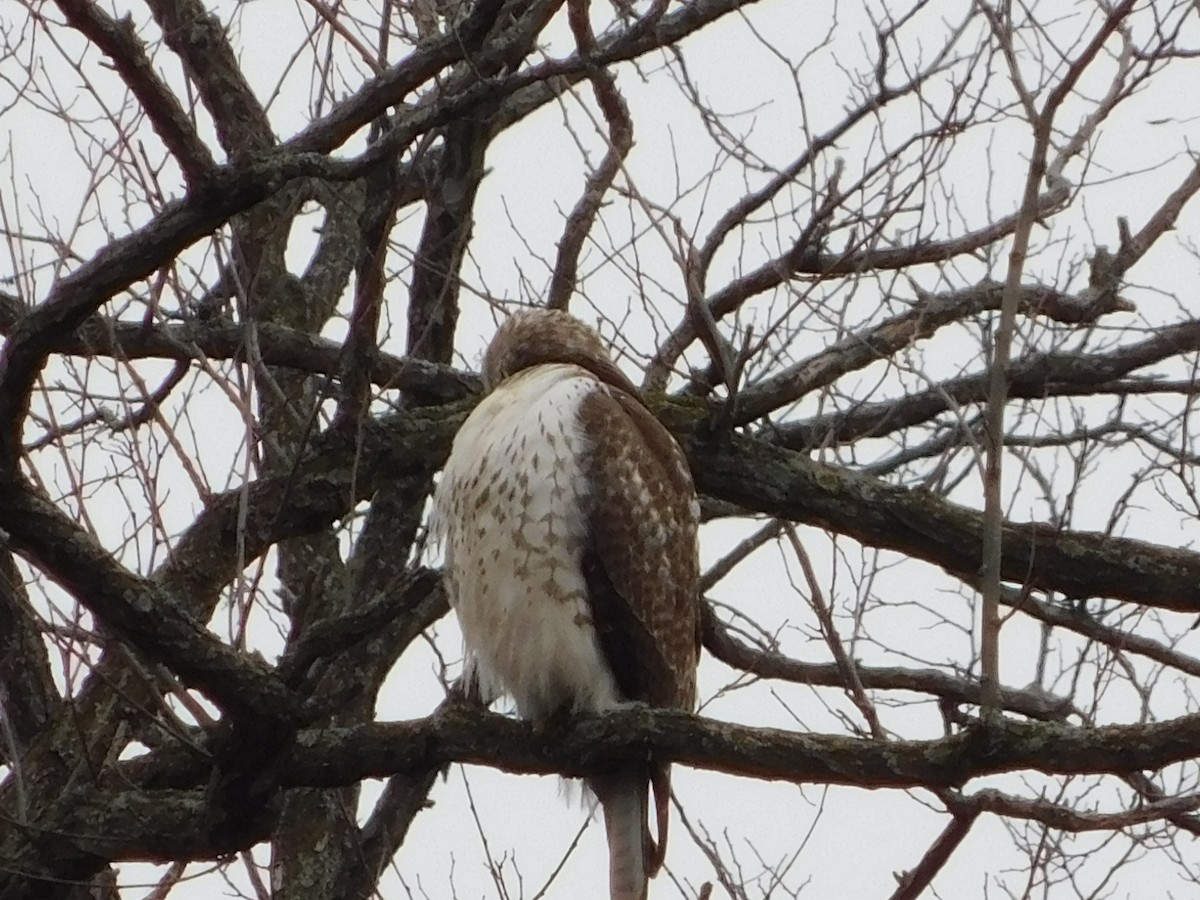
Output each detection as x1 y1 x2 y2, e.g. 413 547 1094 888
432 308 701 900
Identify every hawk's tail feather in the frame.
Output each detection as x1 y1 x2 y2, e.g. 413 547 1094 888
649 763 671 875
593 772 653 900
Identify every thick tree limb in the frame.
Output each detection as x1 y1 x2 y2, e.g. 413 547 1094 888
0 477 299 725
144 0 274 157
274 701 1200 793
54 0 216 185
0 292 479 404
8 700 1198 898
659 403 1200 611
0 553 60 760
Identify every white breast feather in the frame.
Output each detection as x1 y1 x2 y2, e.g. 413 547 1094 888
432 364 621 720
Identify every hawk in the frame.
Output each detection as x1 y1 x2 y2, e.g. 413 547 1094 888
432 308 701 900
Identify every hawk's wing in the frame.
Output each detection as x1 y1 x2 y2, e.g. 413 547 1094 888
576 384 701 883
577 386 700 709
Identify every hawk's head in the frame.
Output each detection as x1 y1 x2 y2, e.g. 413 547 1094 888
483 308 639 396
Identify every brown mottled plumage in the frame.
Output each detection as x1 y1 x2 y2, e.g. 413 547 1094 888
432 308 701 900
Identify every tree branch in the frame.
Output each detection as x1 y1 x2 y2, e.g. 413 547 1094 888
662 403 1200 612
53 0 216 185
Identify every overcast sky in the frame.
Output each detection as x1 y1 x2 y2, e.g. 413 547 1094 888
5 0 1200 897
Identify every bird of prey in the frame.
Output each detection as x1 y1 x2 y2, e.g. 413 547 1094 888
432 308 701 899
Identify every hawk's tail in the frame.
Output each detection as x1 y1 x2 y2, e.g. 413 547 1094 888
593 765 669 900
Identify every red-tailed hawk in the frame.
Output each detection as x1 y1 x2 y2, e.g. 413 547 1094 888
432 308 701 900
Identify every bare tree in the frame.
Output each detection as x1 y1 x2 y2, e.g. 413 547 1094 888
2 0 1200 897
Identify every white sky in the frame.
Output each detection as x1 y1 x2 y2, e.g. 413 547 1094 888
4 0 1200 897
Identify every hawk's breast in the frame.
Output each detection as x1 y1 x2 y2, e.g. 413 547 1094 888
432 364 621 720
